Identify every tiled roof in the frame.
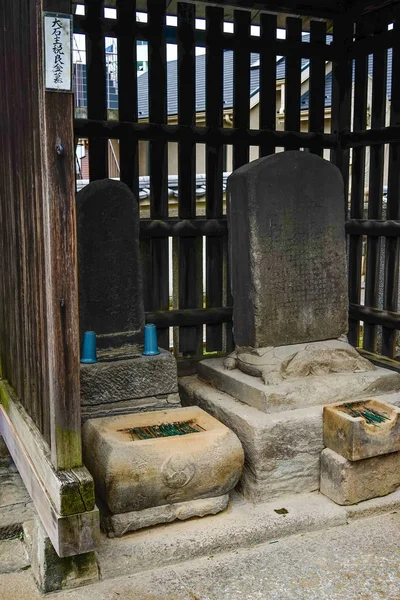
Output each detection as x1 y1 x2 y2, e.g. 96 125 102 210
76 173 231 200
74 33 393 117
300 48 393 111
137 51 262 118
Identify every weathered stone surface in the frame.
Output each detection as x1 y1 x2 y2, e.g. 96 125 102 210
82 406 244 516
198 345 400 413
76 179 144 349
27 518 98 593
323 399 400 461
80 348 178 405
227 151 348 348
180 377 400 503
345 487 400 522
0 539 30 574
96 492 346 580
101 494 229 537
320 447 400 505
225 338 373 384
0 468 34 540
81 393 180 422
179 376 325 502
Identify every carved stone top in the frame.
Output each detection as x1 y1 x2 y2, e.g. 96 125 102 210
224 339 375 386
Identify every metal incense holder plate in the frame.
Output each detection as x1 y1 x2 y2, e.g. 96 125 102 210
323 398 400 461
121 420 206 441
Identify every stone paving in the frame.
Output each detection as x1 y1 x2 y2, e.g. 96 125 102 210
1 511 400 599
0 458 34 540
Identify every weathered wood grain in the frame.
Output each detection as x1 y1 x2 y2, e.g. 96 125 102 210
0 380 94 516
0 404 99 558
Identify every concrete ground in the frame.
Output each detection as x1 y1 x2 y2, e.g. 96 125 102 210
1 511 399 599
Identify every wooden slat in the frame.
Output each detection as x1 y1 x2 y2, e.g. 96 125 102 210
233 9 251 169
309 20 327 156
177 2 201 356
382 9 400 357
285 17 302 150
348 21 368 347
148 0 169 350
205 6 224 220
363 16 388 353
116 0 139 199
205 6 224 352
177 2 196 218
84 0 108 180
330 17 353 193
259 13 277 157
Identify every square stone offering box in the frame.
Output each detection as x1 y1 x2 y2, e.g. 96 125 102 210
82 406 244 535
323 399 400 461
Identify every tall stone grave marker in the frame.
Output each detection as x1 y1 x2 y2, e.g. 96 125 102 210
227 150 348 348
76 179 144 349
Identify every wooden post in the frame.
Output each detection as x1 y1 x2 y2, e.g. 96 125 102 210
41 0 82 470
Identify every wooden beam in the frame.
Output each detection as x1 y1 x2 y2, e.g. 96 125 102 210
0 380 95 516
145 307 232 327
74 16 336 61
349 303 400 330
357 349 400 372
343 126 400 147
346 219 400 237
74 119 337 148
349 0 400 17
180 0 344 19
0 403 99 558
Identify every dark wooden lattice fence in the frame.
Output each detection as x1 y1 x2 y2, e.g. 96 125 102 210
74 0 339 368
345 3 400 363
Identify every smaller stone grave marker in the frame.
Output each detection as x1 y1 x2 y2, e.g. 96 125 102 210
76 179 144 349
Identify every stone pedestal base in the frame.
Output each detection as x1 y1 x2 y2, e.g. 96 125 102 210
199 340 400 413
320 448 400 505
80 348 179 416
179 376 325 502
101 494 229 537
179 376 400 503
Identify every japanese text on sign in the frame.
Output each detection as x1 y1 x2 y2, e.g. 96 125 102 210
44 13 72 92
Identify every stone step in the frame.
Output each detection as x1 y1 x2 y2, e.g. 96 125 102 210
0 464 34 540
0 539 30 574
198 356 400 414
95 488 400 581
